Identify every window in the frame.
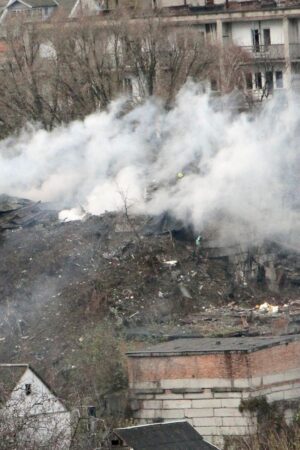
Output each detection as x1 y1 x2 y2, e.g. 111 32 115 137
263 29 271 47
25 384 31 395
246 72 253 90
87 406 96 417
87 405 97 432
123 77 133 96
205 23 216 40
252 29 260 52
275 71 283 88
255 72 262 89
210 78 218 91
266 71 274 91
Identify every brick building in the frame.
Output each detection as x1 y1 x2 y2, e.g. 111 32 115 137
127 335 300 448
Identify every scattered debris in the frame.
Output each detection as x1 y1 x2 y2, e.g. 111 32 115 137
257 302 279 314
0 195 300 404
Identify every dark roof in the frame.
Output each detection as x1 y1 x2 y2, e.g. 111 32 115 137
114 421 219 450
8 0 57 8
127 335 300 357
0 195 56 231
0 364 67 409
0 364 28 404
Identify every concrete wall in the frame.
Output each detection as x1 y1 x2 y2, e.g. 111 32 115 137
231 19 284 46
158 0 186 6
128 341 300 448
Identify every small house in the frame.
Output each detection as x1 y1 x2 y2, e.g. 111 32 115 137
0 363 71 449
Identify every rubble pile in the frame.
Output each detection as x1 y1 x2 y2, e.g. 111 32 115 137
0 195 300 399
0 194 56 231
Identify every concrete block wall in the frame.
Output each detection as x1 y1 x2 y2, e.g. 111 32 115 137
128 341 300 448
130 383 256 445
130 377 300 446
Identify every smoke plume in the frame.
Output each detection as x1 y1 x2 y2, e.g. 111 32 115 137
1 83 300 248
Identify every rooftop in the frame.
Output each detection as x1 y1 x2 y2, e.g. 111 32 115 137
114 420 219 450
127 334 300 357
0 364 28 403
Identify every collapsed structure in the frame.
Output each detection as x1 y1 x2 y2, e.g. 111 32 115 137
127 335 300 448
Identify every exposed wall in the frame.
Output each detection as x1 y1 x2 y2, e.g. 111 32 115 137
231 19 284 46
128 341 300 448
158 0 186 6
128 341 300 384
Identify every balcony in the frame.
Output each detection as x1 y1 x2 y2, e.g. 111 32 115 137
241 44 285 60
290 43 300 60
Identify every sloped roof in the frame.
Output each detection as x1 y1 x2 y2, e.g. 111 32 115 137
127 335 300 357
0 363 67 410
48 0 77 18
7 0 57 8
0 364 28 404
114 421 219 450
0 0 8 12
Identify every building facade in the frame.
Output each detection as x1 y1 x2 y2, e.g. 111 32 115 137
127 335 300 448
0 364 71 449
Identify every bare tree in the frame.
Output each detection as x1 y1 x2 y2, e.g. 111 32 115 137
0 13 260 138
0 385 71 449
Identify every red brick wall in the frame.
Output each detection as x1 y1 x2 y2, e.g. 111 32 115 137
128 341 300 383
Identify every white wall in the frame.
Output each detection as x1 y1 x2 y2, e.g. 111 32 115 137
4 368 71 450
231 19 284 46
158 0 186 6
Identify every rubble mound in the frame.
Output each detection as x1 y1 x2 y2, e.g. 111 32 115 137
0 195 300 401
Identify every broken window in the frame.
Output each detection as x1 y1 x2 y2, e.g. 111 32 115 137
252 29 260 52
25 384 31 395
275 70 283 88
255 72 262 89
263 29 271 47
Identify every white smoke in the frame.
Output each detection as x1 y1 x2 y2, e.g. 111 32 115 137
0 83 300 247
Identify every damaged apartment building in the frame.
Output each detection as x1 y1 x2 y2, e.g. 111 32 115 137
78 0 300 98
2 0 300 99
149 0 300 97
127 334 300 448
